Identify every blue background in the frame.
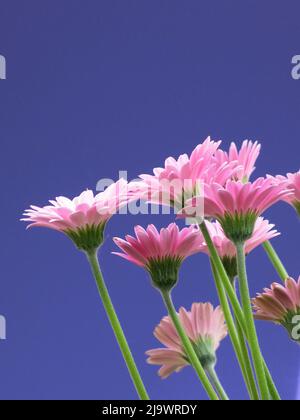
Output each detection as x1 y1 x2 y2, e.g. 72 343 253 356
0 0 299 400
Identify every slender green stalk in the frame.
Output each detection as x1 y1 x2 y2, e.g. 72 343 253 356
232 278 259 400
210 261 259 400
161 291 219 401
263 241 289 282
206 365 229 401
236 242 269 400
200 221 281 400
234 319 259 400
234 277 280 401
86 251 150 400
264 361 281 401
228 289 281 400
199 222 247 332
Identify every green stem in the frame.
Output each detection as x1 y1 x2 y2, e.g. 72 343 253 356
161 291 219 401
210 261 259 400
234 279 280 401
199 222 247 332
263 360 281 400
206 365 229 401
229 292 281 401
86 251 150 400
232 278 259 400
200 221 280 400
235 319 259 400
236 242 269 400
263 241 289 283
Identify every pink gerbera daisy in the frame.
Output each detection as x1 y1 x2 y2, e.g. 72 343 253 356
113 223 203 292
22 179 141 252
269 172 300 216
139 137 240 211
146 303 228 378
201 218 280 281
253 277 300 343
214 140 261 182
182 178 292 243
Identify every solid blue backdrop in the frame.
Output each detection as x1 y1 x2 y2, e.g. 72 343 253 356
0 0 299 400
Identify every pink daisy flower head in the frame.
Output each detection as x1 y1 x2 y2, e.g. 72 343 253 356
253 277 300 344
22 179 142 252
146 303 228 378
182 178 292 244
214 140 261 182
139 137 240 212
269 172 300 216
201 218 280 281
113 223 202 292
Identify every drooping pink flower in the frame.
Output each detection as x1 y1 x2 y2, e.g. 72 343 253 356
22 179 142 251
253 277 300 343
268 172 300 216
214 140 261 182
139 137 240 210
146 303 228 378
113 223 203 291
182 178 292 242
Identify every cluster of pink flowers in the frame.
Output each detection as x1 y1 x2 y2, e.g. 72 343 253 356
22 136 299 399
23 138 298 242
113 217 280 285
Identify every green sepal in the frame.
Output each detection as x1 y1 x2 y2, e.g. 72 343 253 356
219 211 258 243
65 223 106 253
147 256 182 292
293 201 300 218
222 256 238 283
192 337 217 370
